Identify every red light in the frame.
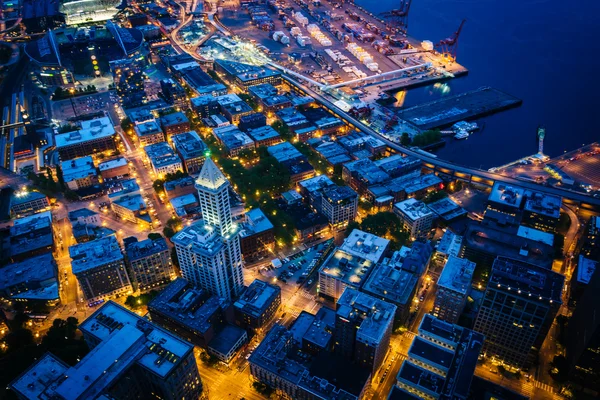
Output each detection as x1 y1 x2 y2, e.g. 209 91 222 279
440 183 445 189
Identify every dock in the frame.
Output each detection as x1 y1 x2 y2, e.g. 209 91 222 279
398 87 522 130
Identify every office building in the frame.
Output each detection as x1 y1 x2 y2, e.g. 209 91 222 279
234 279 281 331
10 301 203 400
171 131 207 174
148 278 247 363
473 257 564 368
361 245 432 326
98 157 129 180
125 237 175 292
335 288 396 374
160 78 187 108
69 235 133 303
394 314 484 400
239 208 275 262
238 112 267 132
246 125 282 147
268 141 315 183
190 95 220 118
160 112 190 136
214 59 281 89
164 176 196 199
111 194 151 227
55 117 117 160
9 190 49 218
320 185 358 231
487 183 526 214
433 256 476 324
60 156 98 190
133 119 165 147
341 229 390 264
144 142 183 177
522 191 562 233
173 159 244 301
0 253 60 307
212 125 255 156
394 198 436 240
10 211 54 262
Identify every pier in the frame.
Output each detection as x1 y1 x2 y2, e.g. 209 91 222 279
399 87 522 130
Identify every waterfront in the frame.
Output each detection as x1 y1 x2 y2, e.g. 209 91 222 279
357 0 599 168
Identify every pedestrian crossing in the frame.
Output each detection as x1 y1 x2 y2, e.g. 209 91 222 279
403 331 416 339
533 379 554 393
300 290 314 299
290 310 300 319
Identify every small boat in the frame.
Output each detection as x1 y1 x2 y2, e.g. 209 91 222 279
454 130 470 140
452 121 479 133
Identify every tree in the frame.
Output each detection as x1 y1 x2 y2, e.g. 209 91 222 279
120 117 132 132
64 189 79 201
411 129 442 147
400 132 411 146
422 190 448 204
148 233 163 240
163 226 175 238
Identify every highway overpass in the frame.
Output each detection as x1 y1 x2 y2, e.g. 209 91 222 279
282 75 600 210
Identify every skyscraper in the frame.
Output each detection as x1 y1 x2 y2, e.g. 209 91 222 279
473 257 564 369
173 158 244 300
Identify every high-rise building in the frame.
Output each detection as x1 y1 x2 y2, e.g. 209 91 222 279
125 237 176 292
173 158 244 300
393 314 484 399
334 288 396 374
234 279 281 332
473 257 564 369
433 256 476 324
10 301 203 400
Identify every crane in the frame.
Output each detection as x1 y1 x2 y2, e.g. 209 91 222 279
435 19 466 62
380 0 412 35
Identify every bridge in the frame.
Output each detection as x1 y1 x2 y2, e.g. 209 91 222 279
281 75 600 210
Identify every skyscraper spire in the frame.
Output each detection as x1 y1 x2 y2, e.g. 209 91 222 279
195 158 227 191
195 158 232 236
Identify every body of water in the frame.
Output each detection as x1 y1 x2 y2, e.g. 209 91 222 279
356 0 599 168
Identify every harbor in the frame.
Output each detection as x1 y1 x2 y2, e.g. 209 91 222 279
398 86 522 130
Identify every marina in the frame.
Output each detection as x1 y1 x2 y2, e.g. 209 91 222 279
398 86 522 130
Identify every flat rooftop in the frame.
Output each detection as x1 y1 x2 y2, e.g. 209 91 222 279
268 141 304 163
61 156 97 181
125 237 168 262
234 279 280 318
144 142 181 169
98 157 128 171
523 190 561 219
343 158 390 186
298 175 335 194
134 119 162 137
361 262 418 307
320 248 374 288
437 256 475 295
161 111 189 126
10 190 47 206
336 288 396 345
322 185 357 205
172 131 207 160
386 173 442 195
0 253 56 292
213 126 254 151
427 197 467 221
517 225 554 246
69 235 123 274
436 230 462 258
55 117 115 148
395 198 434 222
576 255 597 285
11 210 52 236
340 229 390 264
208 324 246 356
246 125 280 143
488 182 526 209
10 353 68 400
490 257 565 303
240 208 274 238
171 220 224 257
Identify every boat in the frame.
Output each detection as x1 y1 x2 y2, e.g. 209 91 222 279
454 130 470 140
452 121 479 133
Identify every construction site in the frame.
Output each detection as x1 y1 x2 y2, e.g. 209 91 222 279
217 0 468 92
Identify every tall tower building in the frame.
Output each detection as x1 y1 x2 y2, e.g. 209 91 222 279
173 158 243 301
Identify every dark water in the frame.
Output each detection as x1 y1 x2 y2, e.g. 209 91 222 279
355 0 599 168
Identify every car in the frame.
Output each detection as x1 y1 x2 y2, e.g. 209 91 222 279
307 279 313 285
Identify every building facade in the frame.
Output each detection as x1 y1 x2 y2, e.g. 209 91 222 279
234 279 281 331
394 198 436 240
125 237 175 291
432 256 476 324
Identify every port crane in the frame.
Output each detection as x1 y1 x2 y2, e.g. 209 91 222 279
380 0 412 35
435 19 466 62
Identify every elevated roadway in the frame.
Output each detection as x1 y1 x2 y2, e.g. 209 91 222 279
282 75 600 210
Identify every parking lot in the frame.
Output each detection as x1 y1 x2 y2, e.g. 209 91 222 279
51 92 115 122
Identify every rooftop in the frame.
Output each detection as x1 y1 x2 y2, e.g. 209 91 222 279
125 237 168 262
268 142 304 163
322 186 358 205
488 182 526 209
10 190 47 206
214 59 280 83
336 288 396 345
320 249 374 288
0 253 57 292
344 158 390 186
523 190 561 219
576 255 597 285
164 176 195 192
172 131 207 160
161 111 189 126
144 142 181 169
340 229 390 263
212 126 254 151
374 155 421 176
427 197 467 221
361 261 418 307
298 175 335 194
240 208 274 238
11 210 52 237
386 173 442 195
436 230 463 258
246 125 280 143
134 119 162 138
112 194 147 214
489 257 565 303
60 156 97 182
171 220 224 257
437 256 475 295
69 235 123 274
195 157 228 191
208 324 247 356
397 362 445 397
517 225 554 246
234 279 281 318
395 198 435 222
10 353 68 400
106 178 140 200
55 117 115 148
98 157 128 172
148 278 226 335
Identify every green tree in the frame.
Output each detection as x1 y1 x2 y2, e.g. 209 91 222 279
163 226 175 238
148 233 163 240
400 132 411 146
120 117 132 132
411 129 441 147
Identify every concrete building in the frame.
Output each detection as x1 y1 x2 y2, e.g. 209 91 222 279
69 235 133 303
164 176 196 199
0 253 59 307
133 119 165 147
190 95 220 118
268 141 315 183
171 131 207 174
248 83 292 112
319 248 375 302
10 301 203 400
522 191 562 233
144 142 183 177
98 157 129 180
246 125 282 147
340 229 390 264
487 182 526 214
111 194 151 227
394 314 484 400
160 111 190 136
298 175 336 206
432 256 475 324
219 97 254 124
214 59 282 89
9 190 49 218
160 78 187 108
473 257 564 369
234 279 281 332
239 208 275 262
342 158 390 196
173 159 244 301
320 185 358 231
394 198 436 240
335 288 396 374
60 156 98 190
435 230 463 264
238 112 267 132
55 117 117 160
10 211 55 262
212 125 255 156
106 178 140 202
125 237 175 292
427 197 467 222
